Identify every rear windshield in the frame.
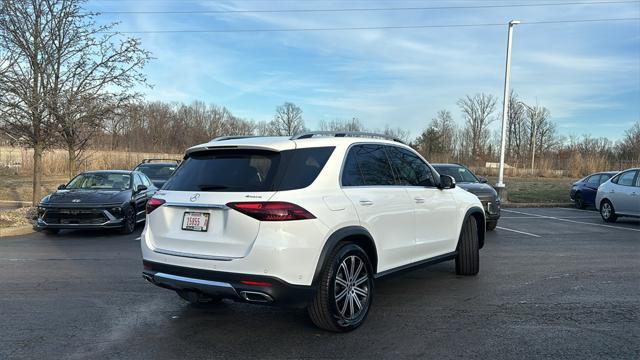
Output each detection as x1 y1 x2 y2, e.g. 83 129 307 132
163 147 334 192
136 164 177 179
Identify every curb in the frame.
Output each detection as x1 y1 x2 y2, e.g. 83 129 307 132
502 203 574 208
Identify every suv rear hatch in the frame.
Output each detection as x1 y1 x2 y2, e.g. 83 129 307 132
147 145 334 259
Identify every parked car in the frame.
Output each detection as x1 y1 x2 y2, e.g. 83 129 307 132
141 132 485 332
133 159 180 188
569 171 618 209
37 170 157 234
432 163 500 231
595 168 640 222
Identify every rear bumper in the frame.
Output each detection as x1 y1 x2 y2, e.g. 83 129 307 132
142 260 315 308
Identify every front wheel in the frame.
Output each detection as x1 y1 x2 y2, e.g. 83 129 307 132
455 216 479 276
307 243 374 332
600 200 617 223
486 220 497 231
574 193 585 209
119 205 136 234
43 228 60 235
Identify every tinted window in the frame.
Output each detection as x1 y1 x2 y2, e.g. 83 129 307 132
277 147 334 190
342 144 395 186
140 174 153 188
587 175 600 185
164 147 334 192
600 174 612 184
387 147 435 186
617 171 637 186
137 164 177 179
433 165 478 183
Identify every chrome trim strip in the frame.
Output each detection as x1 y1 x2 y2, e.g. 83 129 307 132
164 202 229 210
154 272 234 289
153 247 236 261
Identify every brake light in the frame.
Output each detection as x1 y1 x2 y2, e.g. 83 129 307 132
226 202 315 221
146 198 165 214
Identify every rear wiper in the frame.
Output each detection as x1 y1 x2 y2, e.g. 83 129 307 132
197 184 237 191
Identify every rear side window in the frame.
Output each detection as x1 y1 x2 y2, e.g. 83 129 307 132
387 146 435 187
342 144 395 186
600 174 612 184
163 147 334 192
616 171 637 186
137 165 176 179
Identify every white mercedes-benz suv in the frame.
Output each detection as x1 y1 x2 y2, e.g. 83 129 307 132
141 132 485 332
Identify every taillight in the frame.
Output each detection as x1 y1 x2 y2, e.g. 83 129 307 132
146 198 165 214
226 202 315 221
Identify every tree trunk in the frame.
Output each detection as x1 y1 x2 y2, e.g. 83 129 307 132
67 145 76 178
32 143 43 206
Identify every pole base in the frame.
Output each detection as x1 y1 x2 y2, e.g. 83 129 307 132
494 183 508 203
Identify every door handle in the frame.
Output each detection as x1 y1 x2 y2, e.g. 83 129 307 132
414 197 425 204
359 200 374 206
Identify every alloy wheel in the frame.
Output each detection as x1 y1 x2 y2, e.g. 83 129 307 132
601 202 612 219
334 255 369 321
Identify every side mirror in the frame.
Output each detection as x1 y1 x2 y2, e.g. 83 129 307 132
57 184 66 190
439 175 456 189
478 176 488 183
136 185 147 192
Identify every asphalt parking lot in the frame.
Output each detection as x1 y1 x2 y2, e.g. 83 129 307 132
0 207 638 360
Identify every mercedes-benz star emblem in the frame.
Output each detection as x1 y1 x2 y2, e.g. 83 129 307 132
190 193 200 202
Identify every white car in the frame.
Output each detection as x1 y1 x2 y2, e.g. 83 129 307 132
141 132 485 332
596 168 640 222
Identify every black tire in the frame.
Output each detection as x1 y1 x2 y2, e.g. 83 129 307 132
486 220 497 231
307 243 374 332
574 193 586 209
176 290 222 307
119 204 136 234
455 216 479 276
43 228 60 235
600 199 618 223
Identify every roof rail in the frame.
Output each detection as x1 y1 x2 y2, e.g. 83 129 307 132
211 135 259 142
291 131 405 144
140 158 181 164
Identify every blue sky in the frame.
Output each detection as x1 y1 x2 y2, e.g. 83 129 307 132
89 0 640 141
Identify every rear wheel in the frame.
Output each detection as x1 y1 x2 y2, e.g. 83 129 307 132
574 193 585 209
486 220 497 231
119 205 136 234
455 216 479 276
176 290 222 307
600 200 617 223
308 243 374 332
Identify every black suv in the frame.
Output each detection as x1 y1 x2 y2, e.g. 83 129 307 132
432 163 501 230
133 159 180 189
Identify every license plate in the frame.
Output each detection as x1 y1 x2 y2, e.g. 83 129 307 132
181 212 210 232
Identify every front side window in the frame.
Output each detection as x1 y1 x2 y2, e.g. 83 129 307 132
66 173 131 191
342 144 395 186
387 146 435 187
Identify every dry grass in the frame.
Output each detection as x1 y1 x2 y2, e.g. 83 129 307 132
0 174 69 203
0 207 36 229
1 146 181 176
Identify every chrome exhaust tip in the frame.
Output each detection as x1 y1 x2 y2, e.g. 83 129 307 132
239 291 273 303
142 273 154 283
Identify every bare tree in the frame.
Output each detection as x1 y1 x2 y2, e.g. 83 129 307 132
414 110 457 161
616 122 640 162
319 118 364 132
271 102 305 136
0 0 60 205
457 93 497 162
44 0 150 176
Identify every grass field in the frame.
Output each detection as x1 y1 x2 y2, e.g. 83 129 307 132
0 174 575 205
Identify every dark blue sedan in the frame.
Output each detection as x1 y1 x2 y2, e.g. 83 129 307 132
569 171 618 209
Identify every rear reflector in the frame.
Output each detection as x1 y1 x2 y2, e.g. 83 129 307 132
146 198 166 214
240 280 273 287
226 202 315 221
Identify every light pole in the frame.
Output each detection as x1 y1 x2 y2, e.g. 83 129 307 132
496 20 520 200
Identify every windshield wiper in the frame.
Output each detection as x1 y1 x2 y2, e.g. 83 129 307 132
197 184 237 191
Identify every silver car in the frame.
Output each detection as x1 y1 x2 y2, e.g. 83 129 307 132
595 168 640 222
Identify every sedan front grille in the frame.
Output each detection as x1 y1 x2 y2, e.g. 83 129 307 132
43 209 108 225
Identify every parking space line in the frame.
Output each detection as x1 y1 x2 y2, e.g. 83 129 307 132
502 216 596 219
495 226 541 237
502 209 640 233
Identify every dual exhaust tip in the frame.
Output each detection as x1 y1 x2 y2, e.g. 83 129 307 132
142 273 273 303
